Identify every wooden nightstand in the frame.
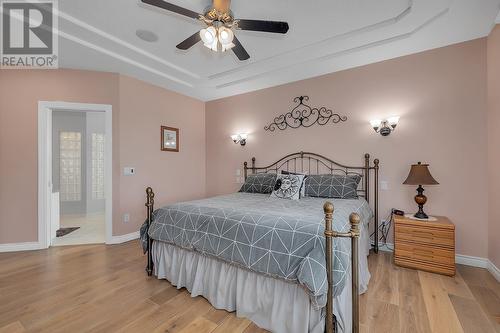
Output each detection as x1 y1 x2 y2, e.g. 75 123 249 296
394 214 455 276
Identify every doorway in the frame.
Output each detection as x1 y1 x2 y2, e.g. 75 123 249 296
38 102 112 248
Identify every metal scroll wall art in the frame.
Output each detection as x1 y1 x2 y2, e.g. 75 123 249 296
264 96 347 132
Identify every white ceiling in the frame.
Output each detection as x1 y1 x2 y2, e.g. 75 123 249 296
58 0 500 101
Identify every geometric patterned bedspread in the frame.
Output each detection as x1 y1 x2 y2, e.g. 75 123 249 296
140 192 372 309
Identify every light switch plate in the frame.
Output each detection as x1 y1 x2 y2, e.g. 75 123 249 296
123 213 130 223
124 167 135 176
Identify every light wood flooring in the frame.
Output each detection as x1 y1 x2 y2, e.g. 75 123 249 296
0 241 498 333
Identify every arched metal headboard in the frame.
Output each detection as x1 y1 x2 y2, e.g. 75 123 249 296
243 151 380 252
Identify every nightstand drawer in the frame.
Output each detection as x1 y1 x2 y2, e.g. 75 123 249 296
395 224 454 248
395 242 454 265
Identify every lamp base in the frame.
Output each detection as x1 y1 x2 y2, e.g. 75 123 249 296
414 211 429 219
413 185 429 220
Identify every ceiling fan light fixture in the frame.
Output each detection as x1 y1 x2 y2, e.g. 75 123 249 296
218 26 234 43
221 42 235 52
218 26 234 52
200 26 217 45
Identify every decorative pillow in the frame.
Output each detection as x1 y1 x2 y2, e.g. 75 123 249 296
271 174 306 200
304 174 361 199
239 173 277 194
281 170 307 198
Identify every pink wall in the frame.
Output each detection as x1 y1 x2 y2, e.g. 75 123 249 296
116 75 206 235
0 37 496 263
487 25 500 268
206 39 489 259
0 69 205 243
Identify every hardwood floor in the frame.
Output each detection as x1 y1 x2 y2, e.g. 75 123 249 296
0 241 498 333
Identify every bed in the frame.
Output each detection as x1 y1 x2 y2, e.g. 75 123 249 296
140 152 380 333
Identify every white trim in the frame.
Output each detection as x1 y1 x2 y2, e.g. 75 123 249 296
487 260 500 282
0 242 44 253
37 101 113 249
108 231 140 245
455 254 488 268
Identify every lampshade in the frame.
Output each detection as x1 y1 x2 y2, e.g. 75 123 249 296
403 162 439 185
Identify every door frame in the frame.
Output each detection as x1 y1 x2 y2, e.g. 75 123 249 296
38 101 113 247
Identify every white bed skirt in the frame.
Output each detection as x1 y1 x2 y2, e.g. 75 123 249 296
152 224 371 333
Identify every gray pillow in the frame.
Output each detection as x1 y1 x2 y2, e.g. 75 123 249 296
304 174 361 199
239 173 277 194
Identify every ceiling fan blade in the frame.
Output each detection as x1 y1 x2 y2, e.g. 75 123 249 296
232 36 250 61
237 19 289 34
141 0 200 19
176 32 202 50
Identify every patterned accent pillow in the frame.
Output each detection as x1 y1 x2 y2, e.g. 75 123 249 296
281 170 307 198
304 174 361 199
239 173 277 194
271 174 306 200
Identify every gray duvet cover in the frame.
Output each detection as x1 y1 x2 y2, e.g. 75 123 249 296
140 192 372 308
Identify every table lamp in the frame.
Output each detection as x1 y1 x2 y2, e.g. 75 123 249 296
403 162 439 219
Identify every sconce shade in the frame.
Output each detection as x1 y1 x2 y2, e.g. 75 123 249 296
403 162 439 185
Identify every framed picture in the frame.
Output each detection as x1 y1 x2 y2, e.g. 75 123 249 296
161 126 179 152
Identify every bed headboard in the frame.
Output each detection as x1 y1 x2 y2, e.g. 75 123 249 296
244 151 378 200
243 151 380 252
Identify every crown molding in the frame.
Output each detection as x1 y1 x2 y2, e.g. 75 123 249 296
215 7 448 90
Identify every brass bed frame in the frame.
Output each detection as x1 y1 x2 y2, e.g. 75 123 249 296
144 152 379 333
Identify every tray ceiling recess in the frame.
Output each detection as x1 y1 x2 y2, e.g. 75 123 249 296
56 0 500 101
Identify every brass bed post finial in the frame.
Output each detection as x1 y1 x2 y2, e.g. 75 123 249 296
145 187 155 276
251 157 256 174
373 158 380 253
349 213 361 333
244 161 248 180
323 201 335 333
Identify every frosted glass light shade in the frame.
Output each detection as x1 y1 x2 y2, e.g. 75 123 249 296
387 116 400 127
370 119 382 129
200 26 218 50
218 27 235 52
200 26 216 44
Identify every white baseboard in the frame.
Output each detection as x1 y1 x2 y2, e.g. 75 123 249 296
487 260 500 282
0 241 44 253
107 231 140 245
455 254 488 268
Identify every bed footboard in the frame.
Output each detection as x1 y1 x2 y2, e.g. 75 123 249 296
145 187 155 276
324 202 360 333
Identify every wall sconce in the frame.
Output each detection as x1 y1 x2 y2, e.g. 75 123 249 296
370 116 400 136
231 133 248 146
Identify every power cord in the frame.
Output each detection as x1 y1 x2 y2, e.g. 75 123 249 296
370 209 395 252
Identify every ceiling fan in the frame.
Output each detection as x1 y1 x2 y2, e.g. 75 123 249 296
141 0 289 61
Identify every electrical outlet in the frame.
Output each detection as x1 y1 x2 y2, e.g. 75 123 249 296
236 169 241 176
123 213 130 223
